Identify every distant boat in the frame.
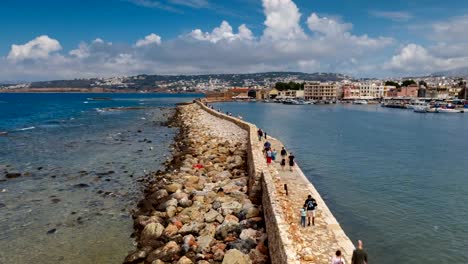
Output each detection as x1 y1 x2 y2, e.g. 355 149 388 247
353 100 368 105
438 108 462 113
407 100 427 109
413 106 429 113
88 97 112 101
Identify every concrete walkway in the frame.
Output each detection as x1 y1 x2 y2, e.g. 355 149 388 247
258 136 355 263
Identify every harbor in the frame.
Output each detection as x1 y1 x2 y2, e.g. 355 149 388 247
210 100 468 264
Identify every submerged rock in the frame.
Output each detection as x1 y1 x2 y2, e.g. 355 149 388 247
73 183 90 188
5 172 21 179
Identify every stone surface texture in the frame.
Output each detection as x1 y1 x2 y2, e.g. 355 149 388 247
198 100 355 264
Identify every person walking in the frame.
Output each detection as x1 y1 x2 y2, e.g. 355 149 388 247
351 240 368 264
264 131 267 139
271 149 277 161
280 147 287 159
266 149 272 166
263 141 271 153
280 158 286 171
288 152 295 172
331 250 346 264
304 194 317 226
257 128 263 141
300 204 307 228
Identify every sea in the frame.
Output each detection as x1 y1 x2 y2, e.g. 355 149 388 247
213 102 468 264
0 93 199 263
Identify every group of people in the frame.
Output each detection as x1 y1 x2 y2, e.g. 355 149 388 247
204 103 243 119
257 126 369 264
329 240 368 264
259 129 296 172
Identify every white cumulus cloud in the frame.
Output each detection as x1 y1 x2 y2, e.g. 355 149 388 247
262 0 306 40
135 33 162 47
1 0 399 80
7 35 62 61
189 21 253 43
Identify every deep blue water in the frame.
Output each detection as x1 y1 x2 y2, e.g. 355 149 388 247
213 102 468 264
0 93 199 263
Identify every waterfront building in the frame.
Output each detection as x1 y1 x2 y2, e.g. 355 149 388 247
342 84 360 99
278 89 305 99
387 84 418 98
342 83 385 100
304 82 339 100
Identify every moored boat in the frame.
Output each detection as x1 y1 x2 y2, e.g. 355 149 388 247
438 108 462 113
413 106 429 113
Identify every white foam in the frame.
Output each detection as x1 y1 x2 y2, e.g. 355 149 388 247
17 126 35 131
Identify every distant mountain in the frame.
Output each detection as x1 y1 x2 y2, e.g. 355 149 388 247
26 72 350 90
432 67 468 77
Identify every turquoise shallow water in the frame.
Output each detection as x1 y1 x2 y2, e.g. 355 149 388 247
213 102 468 264
0 93 199 263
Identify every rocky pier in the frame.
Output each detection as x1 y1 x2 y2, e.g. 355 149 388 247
125 103 268 264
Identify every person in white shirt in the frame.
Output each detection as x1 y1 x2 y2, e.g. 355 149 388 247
331 250 345 264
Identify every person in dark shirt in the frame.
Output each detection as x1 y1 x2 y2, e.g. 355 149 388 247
257 128 263 141
288 152 295 172
280 147 287 159
351 240 368 264
304 194 317 226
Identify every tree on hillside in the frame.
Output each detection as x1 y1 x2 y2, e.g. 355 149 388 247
275 82 304 91
459 81 467 99
401 80 417 87
384 81 400 88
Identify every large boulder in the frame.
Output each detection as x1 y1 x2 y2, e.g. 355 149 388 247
160 241 181 262
215 216 241 240
213 171 232 182
199 223 216 237
222 249 252 264
220 201 242 216
177 256 193 264
141 222 164 245
182 234 197 254
239 229 261 244
163 224 179 238
227 240 257 254
204 209 223 223
124 250 147 263
179 222 205 236
166 183 182 193
196 235 213 253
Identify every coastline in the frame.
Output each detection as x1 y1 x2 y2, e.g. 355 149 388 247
125 102 269 263
199 100 355 263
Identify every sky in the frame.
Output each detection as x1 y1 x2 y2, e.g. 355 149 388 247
2 0 468 81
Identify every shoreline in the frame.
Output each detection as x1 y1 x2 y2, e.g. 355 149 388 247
125 102 269 263
201 100 355 263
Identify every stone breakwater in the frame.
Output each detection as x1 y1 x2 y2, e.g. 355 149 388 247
198 100 355 264
125 103 269 264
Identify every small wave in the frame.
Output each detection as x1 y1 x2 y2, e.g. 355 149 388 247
83 101 89 104
16 126 35 131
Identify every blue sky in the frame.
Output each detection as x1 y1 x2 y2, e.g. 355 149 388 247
2 0 468 80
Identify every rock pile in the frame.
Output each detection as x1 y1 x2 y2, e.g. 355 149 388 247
125 103 268 264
